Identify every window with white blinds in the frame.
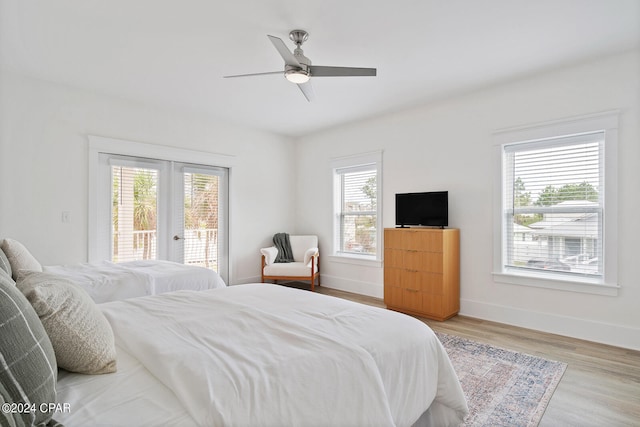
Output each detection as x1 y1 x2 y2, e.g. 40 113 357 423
503 132 604 279
331 151 382 262
336 166 377 256
493 112 618 294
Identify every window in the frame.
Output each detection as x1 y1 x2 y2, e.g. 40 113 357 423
493 112 618 295
331 151 382 263
504 133 603 275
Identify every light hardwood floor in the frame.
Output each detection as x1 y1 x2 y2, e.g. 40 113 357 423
312 285 640 427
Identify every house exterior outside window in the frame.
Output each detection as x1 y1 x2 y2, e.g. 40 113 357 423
492 112 619 296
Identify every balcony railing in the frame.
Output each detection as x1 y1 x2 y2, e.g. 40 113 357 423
113 229 218 270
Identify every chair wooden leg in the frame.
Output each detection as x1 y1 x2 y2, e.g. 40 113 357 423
310 276 315 292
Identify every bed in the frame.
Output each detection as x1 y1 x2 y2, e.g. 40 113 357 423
43 259 227 303
1 237 467 426
53 284 469 427
0 237 227 303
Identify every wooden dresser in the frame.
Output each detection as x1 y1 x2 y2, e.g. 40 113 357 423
384 228 460 321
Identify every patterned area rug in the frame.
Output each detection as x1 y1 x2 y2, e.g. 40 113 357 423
436 332 567 427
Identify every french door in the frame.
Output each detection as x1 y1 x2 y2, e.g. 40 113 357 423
173 163 228 279
96 153 229 282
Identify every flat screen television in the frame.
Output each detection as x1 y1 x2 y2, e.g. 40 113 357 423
395 191 448 228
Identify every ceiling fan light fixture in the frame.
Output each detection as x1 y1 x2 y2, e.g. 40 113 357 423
285 69 310 84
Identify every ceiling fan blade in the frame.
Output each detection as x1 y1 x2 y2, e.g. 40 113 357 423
223 71 283 78
310 66 376 77
267 35 301 67
297 81 315 102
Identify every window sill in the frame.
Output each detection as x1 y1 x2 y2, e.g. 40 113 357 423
493 269 619 296
328 254 382 268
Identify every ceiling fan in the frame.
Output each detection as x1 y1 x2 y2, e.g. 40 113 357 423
223 30 376 101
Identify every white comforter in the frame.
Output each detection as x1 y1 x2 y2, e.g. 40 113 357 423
57 284 467 426
44 260 226 303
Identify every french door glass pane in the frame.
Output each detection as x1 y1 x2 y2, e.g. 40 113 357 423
183 172 219 270
111 166 158 262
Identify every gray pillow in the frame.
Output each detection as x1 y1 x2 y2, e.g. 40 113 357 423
0 246 12 279
17 271 117 375
0 269 58 427
0 238 42 280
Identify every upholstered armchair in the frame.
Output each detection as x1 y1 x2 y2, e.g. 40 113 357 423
261 235 320 291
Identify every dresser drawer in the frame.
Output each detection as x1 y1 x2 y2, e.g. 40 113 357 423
403 250 443 273
385 249 444 273
383 248 404 269
384 283 403 308
401 288 422 313
421 293 444 318
384 268 443 293
384 229 443 251
402 230 443 252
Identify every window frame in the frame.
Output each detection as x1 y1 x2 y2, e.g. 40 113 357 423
174 163 229 279
330 151 383 266
88 135 235 282
492 112 619 296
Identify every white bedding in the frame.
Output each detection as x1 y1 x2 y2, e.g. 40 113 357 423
44 260 226 303
56 284 468 427
57 344 196 426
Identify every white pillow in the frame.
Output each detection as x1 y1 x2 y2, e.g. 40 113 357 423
17 271 117 375
304 247 319 266
260 246 278 265
0 247 12 278
1 238 42 280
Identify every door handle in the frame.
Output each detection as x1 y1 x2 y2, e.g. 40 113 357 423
173 235 182 240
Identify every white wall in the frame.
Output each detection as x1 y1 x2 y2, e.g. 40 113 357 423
2 51 638 350
0 70 295 285
295 50 640 350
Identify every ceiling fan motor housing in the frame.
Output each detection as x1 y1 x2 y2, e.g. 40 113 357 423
287 44 311 82
288 29 311 77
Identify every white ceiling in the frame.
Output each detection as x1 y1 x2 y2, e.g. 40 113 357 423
1 0 638 137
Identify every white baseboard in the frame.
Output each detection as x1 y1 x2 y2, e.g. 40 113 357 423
461 298 640 351
319 274 383 298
